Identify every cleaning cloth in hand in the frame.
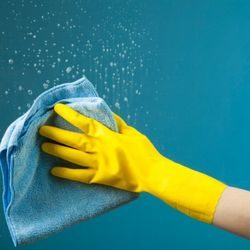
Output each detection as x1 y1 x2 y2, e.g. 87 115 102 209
0 76 137 246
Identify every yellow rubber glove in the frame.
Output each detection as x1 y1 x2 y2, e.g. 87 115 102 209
39 103 227 224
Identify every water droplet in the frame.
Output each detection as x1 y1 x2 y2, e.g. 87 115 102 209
66 66 72 73
114 102 120 109
8 59 14 65
27 89 33 95
43 83 49 89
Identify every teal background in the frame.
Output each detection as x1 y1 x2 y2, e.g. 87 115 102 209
1 0 250 249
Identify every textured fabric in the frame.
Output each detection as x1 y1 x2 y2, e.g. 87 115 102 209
0 77 138 246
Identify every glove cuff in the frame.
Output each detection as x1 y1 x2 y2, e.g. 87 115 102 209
143 156 227 224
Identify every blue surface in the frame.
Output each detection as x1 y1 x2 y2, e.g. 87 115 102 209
0 0 250 249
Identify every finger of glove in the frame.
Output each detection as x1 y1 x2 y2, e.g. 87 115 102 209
39 125 92 152
42 142 97 168
54 103 101 136
51 166 96 184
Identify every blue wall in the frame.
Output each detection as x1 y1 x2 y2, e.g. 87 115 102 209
0 0 250 249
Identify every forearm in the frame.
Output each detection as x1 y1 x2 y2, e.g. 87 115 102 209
143 155 227 223
147 156 250 239
213 186 250 239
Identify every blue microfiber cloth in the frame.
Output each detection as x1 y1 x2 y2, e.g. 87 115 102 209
0 76 138 246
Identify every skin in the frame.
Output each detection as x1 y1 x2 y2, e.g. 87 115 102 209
213 186 250 239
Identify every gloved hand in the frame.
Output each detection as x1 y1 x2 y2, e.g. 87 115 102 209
39 103 227 224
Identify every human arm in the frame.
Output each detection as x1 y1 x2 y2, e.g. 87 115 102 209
39 103 250 239
213 186 250 239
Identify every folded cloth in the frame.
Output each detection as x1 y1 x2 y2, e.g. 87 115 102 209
0 76 138 246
